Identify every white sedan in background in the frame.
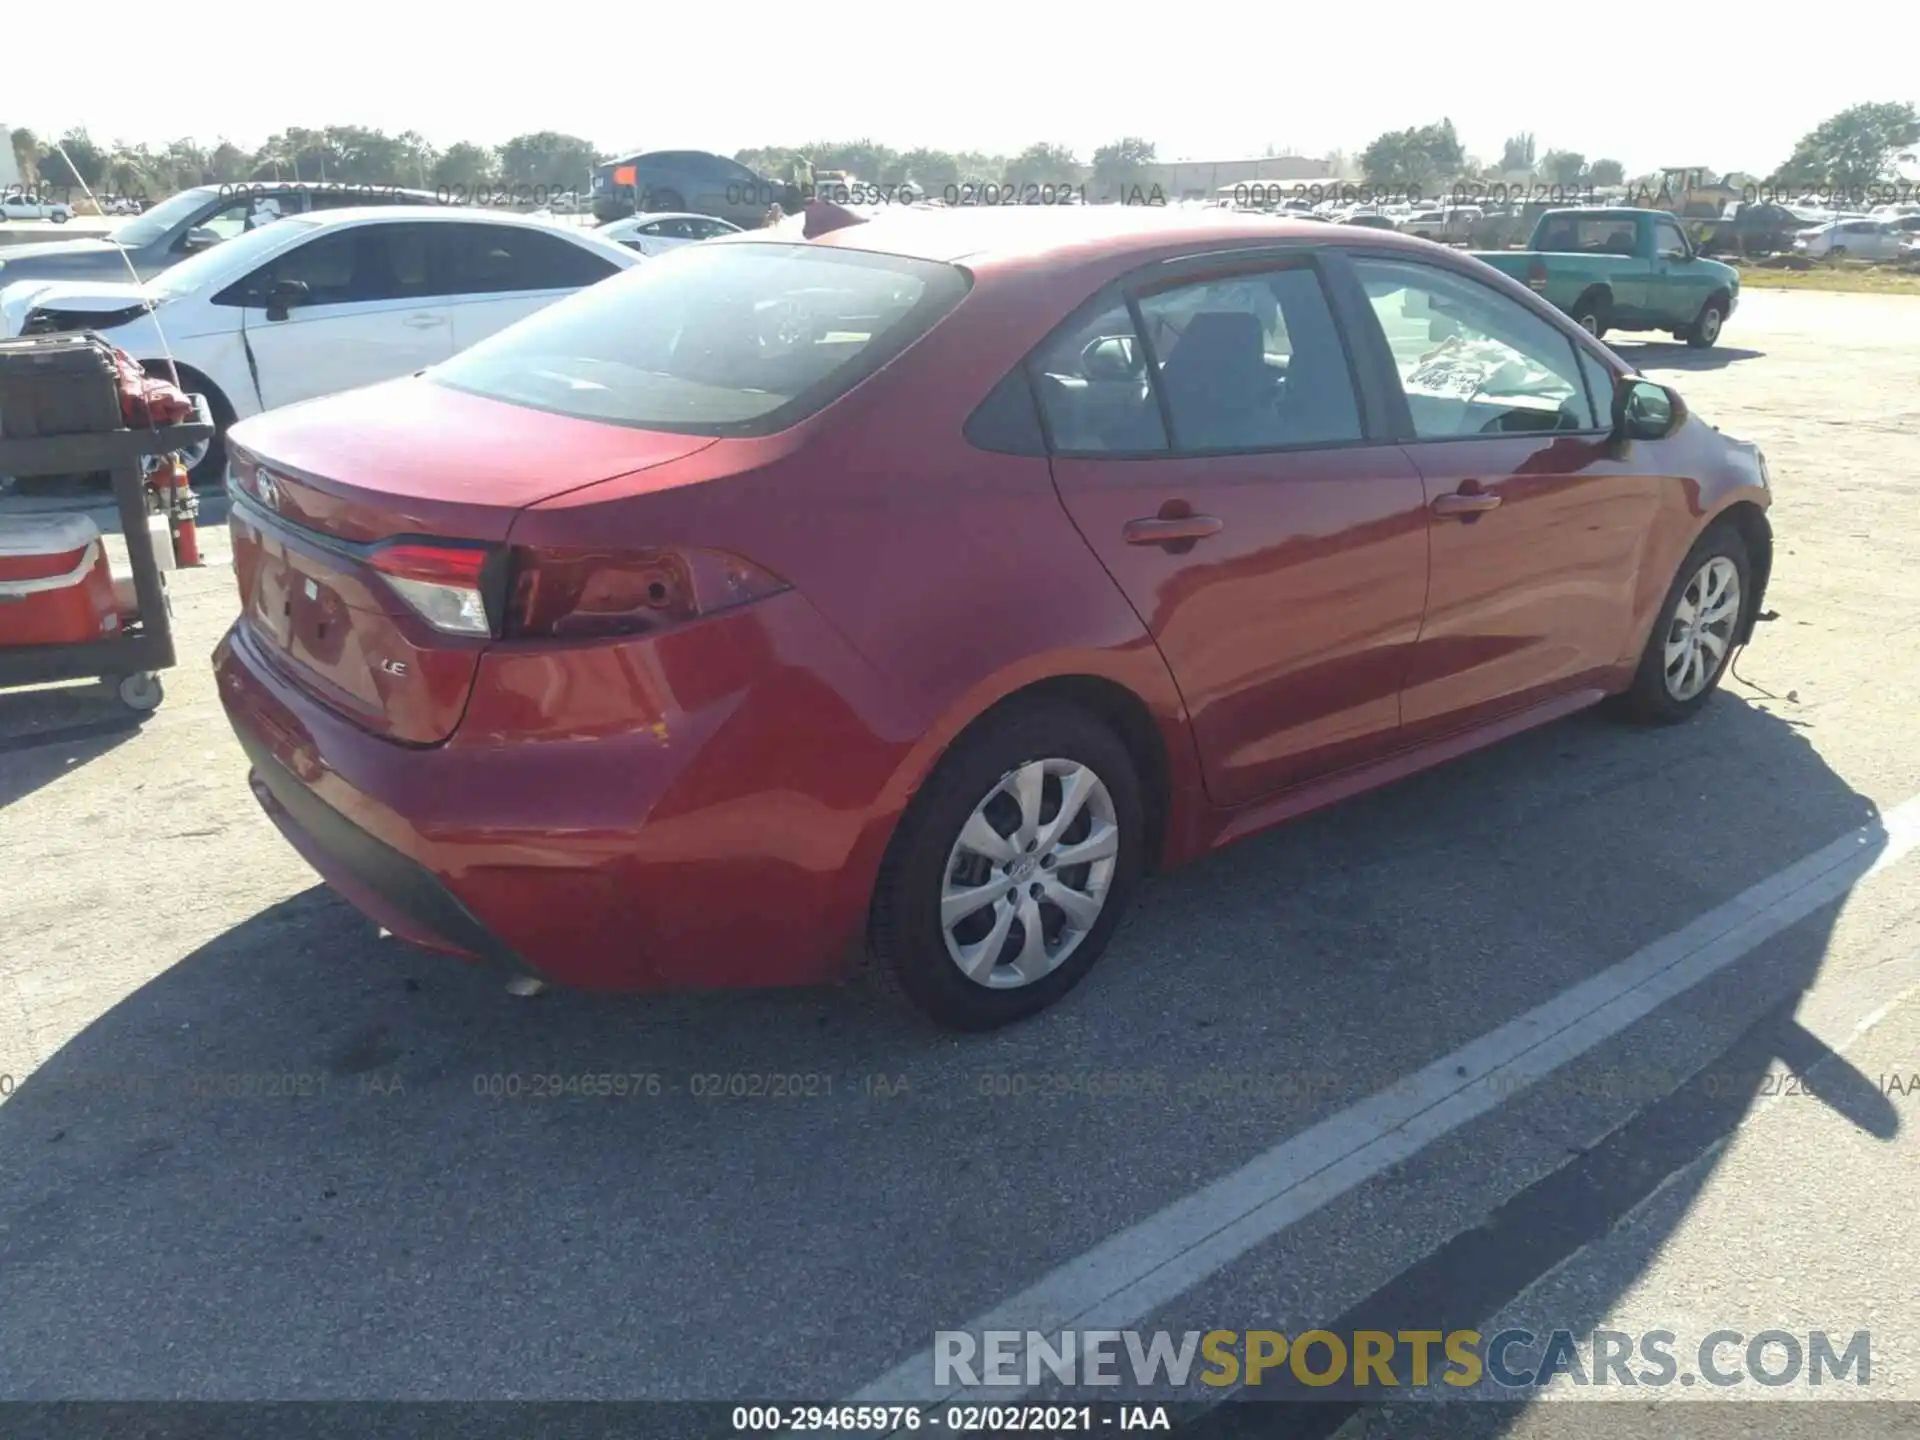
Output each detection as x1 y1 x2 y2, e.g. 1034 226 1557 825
0 207 636 481
1792 217 1906 260
1 192 75 222
595 211 742 256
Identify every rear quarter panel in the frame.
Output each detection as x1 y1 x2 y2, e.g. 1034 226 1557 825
512 260 1210 960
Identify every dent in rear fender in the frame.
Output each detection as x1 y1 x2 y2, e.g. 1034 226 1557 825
454 589 923 983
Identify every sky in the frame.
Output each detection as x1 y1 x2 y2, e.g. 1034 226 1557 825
5 1 1915 180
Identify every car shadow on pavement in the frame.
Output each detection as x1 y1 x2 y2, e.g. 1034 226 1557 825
1609 341 1765 372
0 689 1896 1404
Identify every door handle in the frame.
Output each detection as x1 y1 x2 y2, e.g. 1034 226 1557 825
402 313 447 328
1124 515 1225 547
1431 490 1502 518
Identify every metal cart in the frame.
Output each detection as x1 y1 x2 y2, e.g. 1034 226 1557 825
0 398 215 713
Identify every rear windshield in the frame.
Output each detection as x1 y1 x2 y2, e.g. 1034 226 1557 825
427 242 971 436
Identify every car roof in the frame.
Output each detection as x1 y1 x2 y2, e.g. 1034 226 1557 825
181 181 441 199
610 212 737 226
716 204 1434 270
286 205 587 229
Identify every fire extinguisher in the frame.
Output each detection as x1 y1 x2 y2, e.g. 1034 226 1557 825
149 454 202 567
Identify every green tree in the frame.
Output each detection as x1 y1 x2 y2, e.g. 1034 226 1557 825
1090 137 1157 199
393 131 436 189
733 147 799 179
1499 133 1536 172
1359 120 1463 188
1586 157 1625 187
952 150 1007 185
10 127 40 187
1774 101 1920 191
39 128 107 189
900 148 959 192
1539 149 1586 186
498 131 599 191
207 141 251 184
1004 142 1079 189
432 141 499 190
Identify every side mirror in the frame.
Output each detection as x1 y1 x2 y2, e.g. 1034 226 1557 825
1081 335 1140 380
263 278 310 322
1428 314 1460 342
1613 377 1685 440
1400 290 1431 319
181 226 221 253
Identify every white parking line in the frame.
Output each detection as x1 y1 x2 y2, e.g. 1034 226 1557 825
851 795 1920 1406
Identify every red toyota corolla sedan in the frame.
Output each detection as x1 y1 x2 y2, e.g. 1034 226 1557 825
214 204 1773 1029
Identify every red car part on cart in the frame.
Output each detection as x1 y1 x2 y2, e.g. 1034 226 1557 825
0 514 120 646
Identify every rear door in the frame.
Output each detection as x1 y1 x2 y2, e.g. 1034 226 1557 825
432 222 626 350
1043 254 1430 805
1346 253 1664 743
242 222 456 409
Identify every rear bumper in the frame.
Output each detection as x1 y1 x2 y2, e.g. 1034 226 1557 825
214 595 905 992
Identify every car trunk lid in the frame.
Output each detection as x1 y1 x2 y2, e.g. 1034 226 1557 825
226 377 717 745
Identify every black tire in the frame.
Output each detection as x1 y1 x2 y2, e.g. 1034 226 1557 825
1607 523 1751 725
1829 245 1847 260
870 700 1145 1031
649 189 684 213
139 361 229 488
1685 296 1727 349
1569 294 1609 339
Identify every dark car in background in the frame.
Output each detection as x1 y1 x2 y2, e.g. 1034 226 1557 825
0 181 445 287
1699 202 1812 258
590 150 791 227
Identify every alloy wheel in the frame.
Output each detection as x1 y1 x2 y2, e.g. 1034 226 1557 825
1663 555 1741 701
939 758 1120 989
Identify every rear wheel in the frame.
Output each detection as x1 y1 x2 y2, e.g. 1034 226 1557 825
870 702 1144 1030
1608 525 1750 724
649 188 684 213
1569 295 1609 339
1685 297 1726 349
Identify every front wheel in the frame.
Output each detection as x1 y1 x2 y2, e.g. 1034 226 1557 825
870 702 1145 1030
1607 525 1750 725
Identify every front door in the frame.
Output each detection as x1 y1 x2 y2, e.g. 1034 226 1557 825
1347 254 1667 743
1041 260 1430 806
243 223 455 411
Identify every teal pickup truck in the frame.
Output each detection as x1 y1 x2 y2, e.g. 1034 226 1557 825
1471 207 1740 348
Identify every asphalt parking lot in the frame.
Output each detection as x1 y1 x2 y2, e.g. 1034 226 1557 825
2 288 1918 1428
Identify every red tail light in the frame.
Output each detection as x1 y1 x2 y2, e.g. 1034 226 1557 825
1526 259 1549 289
506 546 789 640
369 542 498 637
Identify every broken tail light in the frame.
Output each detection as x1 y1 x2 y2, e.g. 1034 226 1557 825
506 546 789 641
369 543 499 637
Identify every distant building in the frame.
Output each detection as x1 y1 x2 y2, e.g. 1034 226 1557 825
1139 154 1352 202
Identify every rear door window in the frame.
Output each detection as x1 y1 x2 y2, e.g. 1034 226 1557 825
1030 299 1168 454
1134 267 1363 451
437 224 622 293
